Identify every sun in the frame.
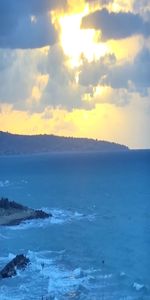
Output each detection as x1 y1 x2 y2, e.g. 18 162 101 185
52 5 108 68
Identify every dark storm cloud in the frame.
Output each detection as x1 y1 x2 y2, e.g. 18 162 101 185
0 48 40 106
81 8 150 40
0 0 67 49
0 45 88 111
79 54 116 86
0 0 67 16
78 47 150 97
41 45 88 110
105 48 150 93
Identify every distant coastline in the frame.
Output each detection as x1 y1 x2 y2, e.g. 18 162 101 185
0 131 129 155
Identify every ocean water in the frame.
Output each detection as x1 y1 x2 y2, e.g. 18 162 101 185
0 151 150 300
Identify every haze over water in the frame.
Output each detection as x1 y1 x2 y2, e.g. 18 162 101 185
0 150 149 299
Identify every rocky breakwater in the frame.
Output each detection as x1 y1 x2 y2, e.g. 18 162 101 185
0 254 30 278
0 197 52 226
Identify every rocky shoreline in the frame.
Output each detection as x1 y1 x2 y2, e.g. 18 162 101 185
0 197 52 226
0 197 52 279
0 254 30 279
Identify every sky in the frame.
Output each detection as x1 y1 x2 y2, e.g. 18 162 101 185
0 0 150 149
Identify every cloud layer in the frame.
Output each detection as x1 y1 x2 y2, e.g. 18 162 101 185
82 9 150 40
0 0 149 148
0 0 67 48
79 47 150 97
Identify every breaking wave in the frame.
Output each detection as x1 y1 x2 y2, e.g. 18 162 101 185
7 208 96 231
0 250 114 300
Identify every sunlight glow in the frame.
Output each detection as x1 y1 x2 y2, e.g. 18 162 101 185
51 3 108 68
59 12 108 67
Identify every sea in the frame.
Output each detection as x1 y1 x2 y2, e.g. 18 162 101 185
0 150 150 300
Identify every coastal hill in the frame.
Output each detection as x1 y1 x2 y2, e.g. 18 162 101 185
0 131 129 154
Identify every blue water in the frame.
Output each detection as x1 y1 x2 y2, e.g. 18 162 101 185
0 151 150 299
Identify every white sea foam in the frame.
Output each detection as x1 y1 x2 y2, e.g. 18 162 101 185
133 282 145 291
7 208 96 231
0 180 10 187
0 179 28 188
120 271 126 277
0 250 115 300
0 233 10 240
44 208 96 224
0 253 16 265
49 208 85 224
0 290 21 300
27 250 112 299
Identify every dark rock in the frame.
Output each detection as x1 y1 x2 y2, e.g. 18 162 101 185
0 254 30 278
0 197 27 210
0 198 52 226
5 210 52 226
34 209 52 219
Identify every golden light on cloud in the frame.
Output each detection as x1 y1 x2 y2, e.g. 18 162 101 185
51 1 108 67
59 14 108 67
0 103 123 140
108 35 144 62
1 95 150 148
108 0 134 13
50 0 141 68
